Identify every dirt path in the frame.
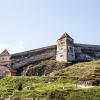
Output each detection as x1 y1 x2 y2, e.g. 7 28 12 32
77 85 94 89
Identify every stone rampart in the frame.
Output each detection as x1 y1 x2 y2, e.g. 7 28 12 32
11 45 57 69
10 43 100 69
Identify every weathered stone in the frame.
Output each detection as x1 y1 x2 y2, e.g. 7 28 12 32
0 33 100 73
10 45 56 69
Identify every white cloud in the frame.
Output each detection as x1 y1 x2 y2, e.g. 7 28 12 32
0 40 26 54
10 40 25 54
17 40 25 50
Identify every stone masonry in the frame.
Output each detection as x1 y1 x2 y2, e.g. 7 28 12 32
0 33 100 70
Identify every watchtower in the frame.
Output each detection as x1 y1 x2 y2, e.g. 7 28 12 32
0 49 11 66
56 33 75 62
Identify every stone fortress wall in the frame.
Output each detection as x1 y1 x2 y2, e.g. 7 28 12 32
10 43 100 70
74 43 100 60
0 33 100 70
10 45 57 69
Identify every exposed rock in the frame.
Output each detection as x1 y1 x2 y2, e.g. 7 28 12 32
22 60 68 76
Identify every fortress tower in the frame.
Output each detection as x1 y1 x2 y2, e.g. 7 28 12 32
0 49 11 66
56 33 75 62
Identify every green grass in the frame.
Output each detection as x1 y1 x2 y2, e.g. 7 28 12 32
0 76 74 90
0 76 100 100
55 60 100 81
0 60 100 99
0 76 74 99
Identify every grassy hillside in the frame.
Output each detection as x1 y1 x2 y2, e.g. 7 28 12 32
0 76 74 99
0 76 100 100
0 60 100 99
24 60 100 83
55 60 100 84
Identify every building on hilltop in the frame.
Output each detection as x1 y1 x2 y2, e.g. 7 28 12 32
0 33 100 72
0 49 16 76
56 32 75 62
0 49 11 66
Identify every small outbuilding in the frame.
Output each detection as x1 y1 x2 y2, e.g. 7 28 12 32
0 49 11 66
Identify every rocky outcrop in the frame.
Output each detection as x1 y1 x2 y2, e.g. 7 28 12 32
22 60 67 76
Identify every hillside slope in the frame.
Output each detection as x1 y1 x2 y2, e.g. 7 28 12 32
0 76 100 100
0 60 100 99
21 60 68 76
55 60 100 85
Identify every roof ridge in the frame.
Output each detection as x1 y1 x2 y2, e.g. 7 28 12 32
58 32 73 40
0 49 10 56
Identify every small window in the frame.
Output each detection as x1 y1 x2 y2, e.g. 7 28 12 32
60 55 63 57
61 48 63 50
2 58 5 60
61 42 65 45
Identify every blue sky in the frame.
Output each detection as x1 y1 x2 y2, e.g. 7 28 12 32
0 0 100 53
